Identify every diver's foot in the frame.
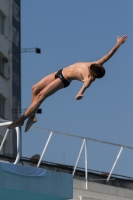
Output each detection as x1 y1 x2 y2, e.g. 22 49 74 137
25 117 37 132
8 119 24 129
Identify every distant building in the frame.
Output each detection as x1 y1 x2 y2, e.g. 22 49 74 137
0 0 21 155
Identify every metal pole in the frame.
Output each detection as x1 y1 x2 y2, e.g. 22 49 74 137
85 139 88 190
32 126 133 150
0 129 9 152
0 122 11 126
107 146 124 182
72 139 85 176
0 121 21 164
14 127 21 164
37 132 53 168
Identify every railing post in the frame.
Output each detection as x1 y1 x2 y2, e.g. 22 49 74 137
107 146 124 182
0 121 21 164
37 131 53 168
72 139 85 176
0 129 10 152
85 139 88 190
14 126 21 164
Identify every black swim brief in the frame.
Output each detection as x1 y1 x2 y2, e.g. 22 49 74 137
55 69 70 88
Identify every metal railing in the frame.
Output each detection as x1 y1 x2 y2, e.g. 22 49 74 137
0 122 133 189
32 126 133 189
0 120 21 164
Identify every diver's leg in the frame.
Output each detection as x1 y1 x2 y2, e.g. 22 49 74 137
26 71 58 128
8 78 64 130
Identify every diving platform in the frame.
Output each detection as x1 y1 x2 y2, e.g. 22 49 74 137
0 156 133 200
0 161 73 200
0 120 133 200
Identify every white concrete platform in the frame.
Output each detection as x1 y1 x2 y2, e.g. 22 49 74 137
73 178 133 200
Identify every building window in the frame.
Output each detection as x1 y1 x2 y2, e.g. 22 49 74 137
0 13 5 35
0 96 5 118
0 55 5 76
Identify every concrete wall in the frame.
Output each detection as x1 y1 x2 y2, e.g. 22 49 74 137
0 0 13 154
0 162 73 200
72 178 133 200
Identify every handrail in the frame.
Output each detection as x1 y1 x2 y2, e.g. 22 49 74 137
0 122 133 185
32 126 133 150
32 126 133 184
0 121 21 164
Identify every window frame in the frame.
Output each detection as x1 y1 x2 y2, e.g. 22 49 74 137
0 12 5 35
0 95 5 118
0 55 5 76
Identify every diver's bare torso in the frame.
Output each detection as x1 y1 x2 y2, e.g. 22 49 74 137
62 62 95 82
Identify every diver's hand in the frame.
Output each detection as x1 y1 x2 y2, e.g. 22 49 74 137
117 35 127 45
76 94 84 100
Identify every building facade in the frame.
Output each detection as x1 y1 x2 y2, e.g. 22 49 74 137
0 0 21 155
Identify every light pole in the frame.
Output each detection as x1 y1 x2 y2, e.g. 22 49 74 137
21 47 42 113
13 47 42 115
21 48 41 54
13 47 41 54
12 108 42 114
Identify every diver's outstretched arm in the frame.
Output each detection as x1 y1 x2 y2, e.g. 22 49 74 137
97 35 127 65
76 77 95 100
